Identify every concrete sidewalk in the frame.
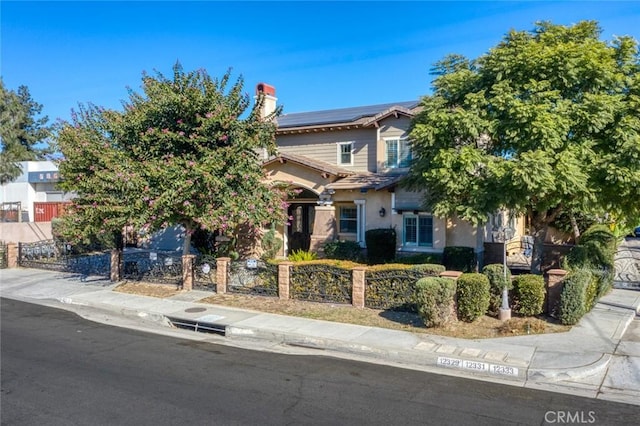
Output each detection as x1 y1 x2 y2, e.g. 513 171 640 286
2 267 639 406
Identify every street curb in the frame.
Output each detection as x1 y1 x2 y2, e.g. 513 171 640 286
527 353 612 382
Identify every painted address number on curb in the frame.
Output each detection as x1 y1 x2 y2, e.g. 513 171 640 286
489 364 519 376
437 357 518 376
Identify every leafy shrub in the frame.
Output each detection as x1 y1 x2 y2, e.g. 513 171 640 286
288 249 317 262
410 263 446 276
260 226 282 261
565 224 617 271
443 246 476 272
324 240 363 261
395 252 443 265
482 264 512 316
512 275 545 316
456 273 490 322
559 269 592 325
415 277 457 327
365 263 445 311
365 228 396 264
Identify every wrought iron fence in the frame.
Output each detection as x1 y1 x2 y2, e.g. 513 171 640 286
227 260 278 296
18 240 110 276
122 250 183 286
365 269 427 311
193 255 217 291
290 264 352 304
0 242 7 269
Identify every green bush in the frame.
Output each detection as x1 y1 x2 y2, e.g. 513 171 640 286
365 228 396 264
415 277 457 327
456 273 490 322
260 226 282 261
365 263 445 311
559 269 592 325
323 240 363 261
288 249 317 262
512 275 545 316
443 246 476 272
395 252 443 265
565 224 618 271
410 263 446 276
482 264 512 316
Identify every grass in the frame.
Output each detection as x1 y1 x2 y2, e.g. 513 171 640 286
114 281 570 339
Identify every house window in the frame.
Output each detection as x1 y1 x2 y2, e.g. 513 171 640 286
385 138 411 168
337 142 353 165
339 206 358 233
403 214 433 247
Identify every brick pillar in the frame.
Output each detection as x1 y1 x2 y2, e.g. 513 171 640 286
182 254 196 291
110 249 122 282
278 261 293 300
7 243 18 268
352 266 367 308
546 269 568 317
216 257 230 294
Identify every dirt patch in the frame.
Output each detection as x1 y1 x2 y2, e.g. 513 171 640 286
114 282 570 339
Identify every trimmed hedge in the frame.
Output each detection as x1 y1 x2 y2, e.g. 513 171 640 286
482 264 512 317
323 240 363 262
365 228 396 264
456 273 490 322
443 246 476 272
559 269 592 325
365 263 445 310
512 274 545 316
415 277 457 327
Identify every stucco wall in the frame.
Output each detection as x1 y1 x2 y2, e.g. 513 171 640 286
0 222 53 243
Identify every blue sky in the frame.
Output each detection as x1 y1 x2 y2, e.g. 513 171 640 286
2 1 639 125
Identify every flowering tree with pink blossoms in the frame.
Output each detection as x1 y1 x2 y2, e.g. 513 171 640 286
57 64 290 256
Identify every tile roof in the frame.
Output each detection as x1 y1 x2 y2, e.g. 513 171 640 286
326 173 404 191
276 101 419 129
262 152 356 177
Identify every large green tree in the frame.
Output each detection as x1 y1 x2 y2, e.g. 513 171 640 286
405 21 640 273
57 64 290 255
0 80 51 183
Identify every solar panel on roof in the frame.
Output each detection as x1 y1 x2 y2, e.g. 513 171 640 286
277 100 418 128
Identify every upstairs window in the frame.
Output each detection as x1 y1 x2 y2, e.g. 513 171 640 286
385 138 411 168
337 142 354 165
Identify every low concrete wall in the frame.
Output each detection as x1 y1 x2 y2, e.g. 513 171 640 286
0 222 52 243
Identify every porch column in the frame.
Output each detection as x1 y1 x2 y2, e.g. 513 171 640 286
309 205 336 255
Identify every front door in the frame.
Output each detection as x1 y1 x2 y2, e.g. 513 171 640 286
287 203 315 253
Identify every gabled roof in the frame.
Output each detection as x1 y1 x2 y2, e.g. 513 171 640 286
276 101 419 133
326 173 404 191
262 152 355 178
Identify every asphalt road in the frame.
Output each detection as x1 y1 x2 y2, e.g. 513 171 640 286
1 298 638 426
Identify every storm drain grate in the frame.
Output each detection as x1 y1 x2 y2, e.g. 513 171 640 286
167 316 226 336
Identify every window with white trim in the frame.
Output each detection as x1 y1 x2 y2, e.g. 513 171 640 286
337 142 354 165
339 206 358 233
403 214 433 247
385 138 411 168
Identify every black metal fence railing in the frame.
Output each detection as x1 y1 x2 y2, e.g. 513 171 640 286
365 270 427 311
122 250 183 286
290 264 352 304
193 255 217 291
0 242 7 269
18 240 110 276
227 260 278 296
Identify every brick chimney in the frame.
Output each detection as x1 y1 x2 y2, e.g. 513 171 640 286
255 83 277 120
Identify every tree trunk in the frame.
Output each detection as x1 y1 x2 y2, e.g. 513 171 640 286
182 223 192 256
570 213 581 243
530 224 548 275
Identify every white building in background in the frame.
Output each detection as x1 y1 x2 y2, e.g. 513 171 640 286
0 161 71 222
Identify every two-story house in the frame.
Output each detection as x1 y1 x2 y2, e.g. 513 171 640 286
257 83 495 260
